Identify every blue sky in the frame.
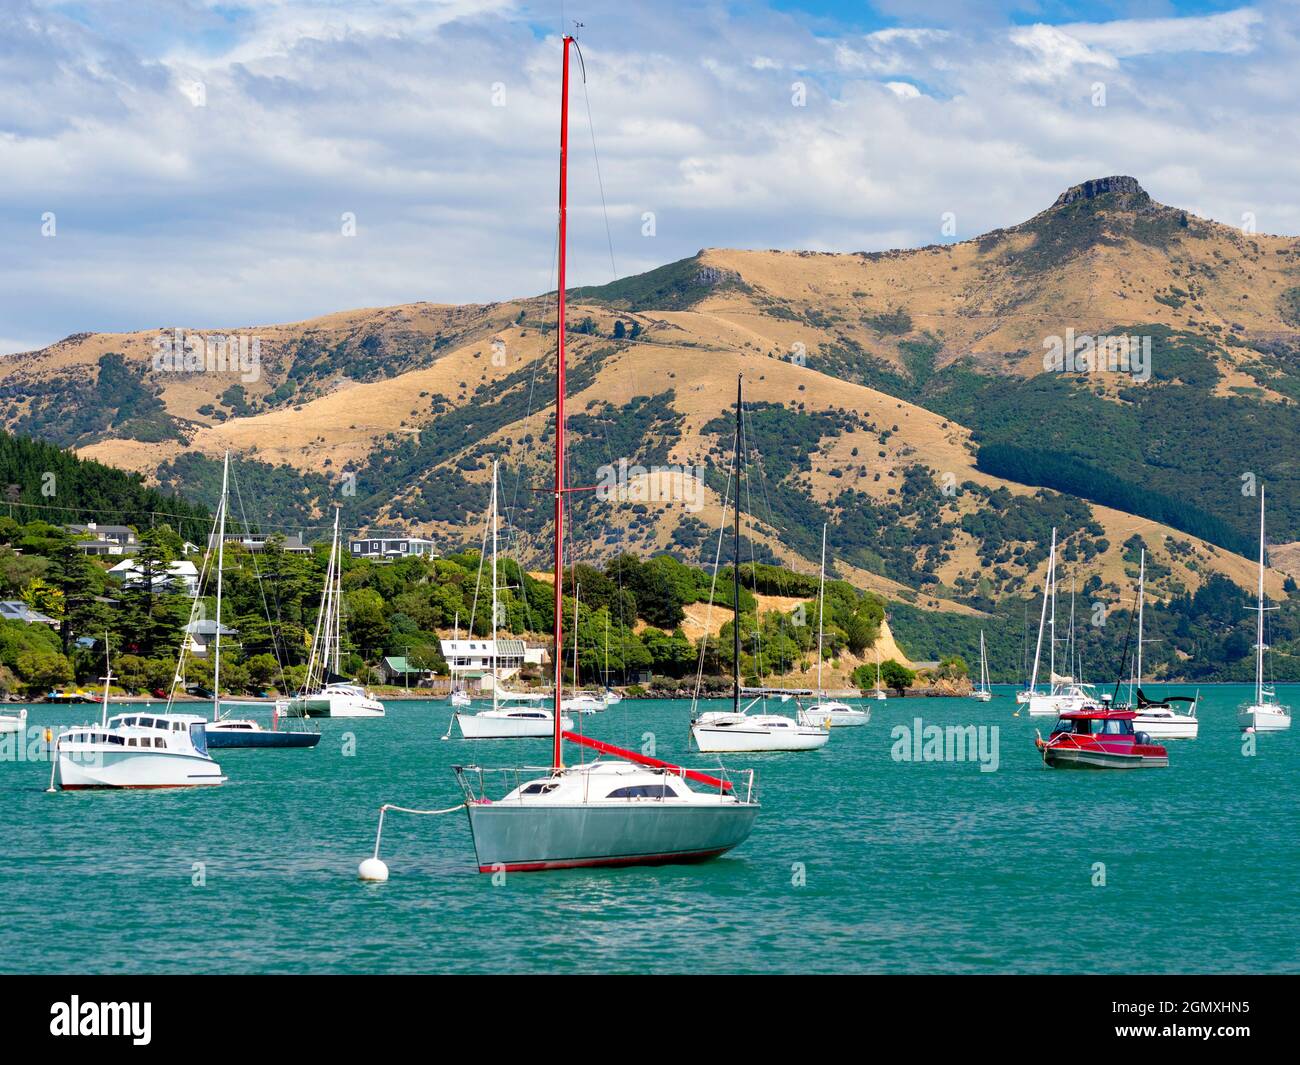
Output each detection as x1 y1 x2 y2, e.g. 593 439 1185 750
2 0 1297 353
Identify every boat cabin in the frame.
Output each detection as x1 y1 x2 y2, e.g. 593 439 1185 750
1051 708 1137 738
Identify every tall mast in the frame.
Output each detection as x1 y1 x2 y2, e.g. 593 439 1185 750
490 460 499 715
212 450 229 722
1029 528 1055 694
1136 549 1145 691
573 584 581 691
816 523 827 696
733 375 743 713
1256 486 1266 705
1048 545 1057 682
551 34 574 772
330 509 342 676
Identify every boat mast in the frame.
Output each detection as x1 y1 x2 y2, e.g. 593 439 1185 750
732 374 743 715
1048 545 1057 683
1136 549 1145 693
491 460 499 716
815 524 827 696
551 34 573 772
573 584 581 692
1029 528 1055 694
212 450 229 722
332 510 343 676
1256 486 1266 706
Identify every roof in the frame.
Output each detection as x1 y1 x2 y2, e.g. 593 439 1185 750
109 559 199 577
66 523 136 537
440 638 525 656
183 620 238 636
0 600 57 624
382 656 430 673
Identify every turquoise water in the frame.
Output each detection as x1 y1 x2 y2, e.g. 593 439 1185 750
1 686 1296 974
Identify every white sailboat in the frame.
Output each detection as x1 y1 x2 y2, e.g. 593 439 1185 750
454 461 573 739
452 35 759 871
601 612 622 706
1025 529 1092 716
692 376 830 753
870 650 888 701
1238 488 1291 732
559 583 605 714
973 630 992 702
1129 548 1198 739
798 524 868 727
285 510 385 718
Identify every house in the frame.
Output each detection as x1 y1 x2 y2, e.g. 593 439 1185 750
0 600 59 628
207 531 312 554
108 558 201 597
439 638 544 686
65 522 139 556
379 656 435 686
183 619 238 659
349 536 437 562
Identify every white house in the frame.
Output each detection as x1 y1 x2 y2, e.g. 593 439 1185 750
439 638 545 686
108 558 201 598
350 536 437 562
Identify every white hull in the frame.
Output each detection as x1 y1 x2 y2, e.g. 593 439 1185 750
560 693 605 714
1133 711 1199 739
0 709 26 734
456 710 574 739
871 690 887 702
798 702 870 728
1026 692 1089 717
286 690 385 718
692 713 829 752
972 691 992 702
1237 704 1292 732
57 749 225 789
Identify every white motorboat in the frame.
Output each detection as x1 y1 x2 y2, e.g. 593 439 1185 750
285 510 385 718
54 660 225 790
1126 549 1199 739
0 707 26 734
973 630 993 702
450 689 472 708
797 524 869 728
1238 487 1291 732
695 703 830 752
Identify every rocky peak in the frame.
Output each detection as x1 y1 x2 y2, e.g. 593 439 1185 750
1052 175 1150 209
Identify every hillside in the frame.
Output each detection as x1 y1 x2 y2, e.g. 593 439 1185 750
2 175 1298 617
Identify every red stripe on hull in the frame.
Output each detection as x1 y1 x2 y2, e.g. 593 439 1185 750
481 846 731 873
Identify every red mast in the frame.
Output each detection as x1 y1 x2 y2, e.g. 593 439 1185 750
552 34 573 772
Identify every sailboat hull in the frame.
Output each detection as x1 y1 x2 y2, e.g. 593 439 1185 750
464 801 759 872
455 711 574 738
205 728 321 748
1132 712 1198 739
1237 705 1292 732
691 715 829 752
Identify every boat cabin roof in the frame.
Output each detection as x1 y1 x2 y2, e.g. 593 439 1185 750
1059 707 1136 720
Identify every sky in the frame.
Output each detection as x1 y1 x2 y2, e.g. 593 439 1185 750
1 0 1298 353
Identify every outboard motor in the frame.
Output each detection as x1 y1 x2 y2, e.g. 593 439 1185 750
1135 731 1152 746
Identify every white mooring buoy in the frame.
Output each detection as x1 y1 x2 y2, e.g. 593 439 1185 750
358 857 390 882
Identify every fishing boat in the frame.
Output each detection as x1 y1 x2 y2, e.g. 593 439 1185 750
285 510 385 718
53 656 226 790
452 34 759 870
1035 703 1168 769
1127 549 1198 739
1025 530 1093 716
1238 487 1291 732
0 707 27 734
692 376 830 753
194 454 321 749
972 630 992 702
453 461 572 739
798 524 868 727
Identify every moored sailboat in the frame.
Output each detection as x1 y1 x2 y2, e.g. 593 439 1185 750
972 630 992 702
1127 549 1197 739
798 524 868 728
452 34 759 871
1238 488 1291 732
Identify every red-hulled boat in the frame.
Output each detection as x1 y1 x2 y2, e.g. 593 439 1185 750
1035 704 1168 769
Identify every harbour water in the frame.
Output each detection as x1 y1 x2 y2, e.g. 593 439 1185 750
2 685 1296 974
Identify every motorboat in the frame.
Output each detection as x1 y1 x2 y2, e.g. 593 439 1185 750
0 707 26 734
1035 704 1168 769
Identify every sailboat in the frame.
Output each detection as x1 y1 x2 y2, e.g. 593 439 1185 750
453 35 759 870
1025 529 1093 716
972 630 992 702
199 453 321 748
1238 488 1291 732
1128 548 1198 739
559 583 605 714
691 376 831 752
870 650 887 701
454 461 573 739
284 510 384 718
601 612 622 706
798 524 868 727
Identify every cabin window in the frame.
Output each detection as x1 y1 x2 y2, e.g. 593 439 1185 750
607 785 677 799
521 782 559 795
